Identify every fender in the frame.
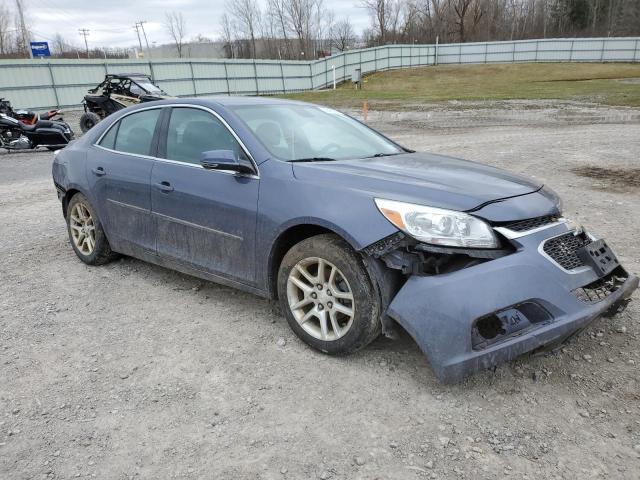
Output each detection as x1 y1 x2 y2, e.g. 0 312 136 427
272 216 362 251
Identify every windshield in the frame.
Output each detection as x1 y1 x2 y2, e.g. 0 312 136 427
133 79 164 94
229 104 403 161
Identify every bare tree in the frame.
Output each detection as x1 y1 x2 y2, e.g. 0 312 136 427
52 33 71 55
226 0 260 58
330 18 356 52
220 13 235 58
284 0 314 58
360 0 391 44
453 0 483 42
268 0 293 58
165 11 187 58
313 0 334 56
0 3 10 55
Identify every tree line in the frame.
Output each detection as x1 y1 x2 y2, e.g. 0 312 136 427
219 0 640 60
1 0 639 60
359 0 640 46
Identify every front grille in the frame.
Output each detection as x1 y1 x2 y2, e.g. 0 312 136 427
573 269 627 303
542 232 591 271
503 215 558 232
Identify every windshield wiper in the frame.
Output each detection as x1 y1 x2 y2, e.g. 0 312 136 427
289 157 337 163
364 152 404 158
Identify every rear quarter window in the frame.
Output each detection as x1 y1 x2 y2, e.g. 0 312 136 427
98 123 118 150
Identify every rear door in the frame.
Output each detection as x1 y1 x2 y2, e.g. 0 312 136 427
87 107 162 256
151 106 260 284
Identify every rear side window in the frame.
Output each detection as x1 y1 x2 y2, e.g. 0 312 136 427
165 107 247 165
98 123 118 149
113 109 161 156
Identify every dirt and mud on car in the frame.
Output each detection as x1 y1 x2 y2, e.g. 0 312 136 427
79 73 171 133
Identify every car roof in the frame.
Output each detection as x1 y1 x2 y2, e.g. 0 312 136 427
201 96 310 107
128 95 311 109
114 96 319 119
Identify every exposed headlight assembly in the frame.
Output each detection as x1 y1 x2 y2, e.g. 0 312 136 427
375 198 499 249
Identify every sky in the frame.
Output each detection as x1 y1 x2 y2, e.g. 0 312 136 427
12 0 370 49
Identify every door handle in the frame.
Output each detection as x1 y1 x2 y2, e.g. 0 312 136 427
91 167 106 176
155 181 174 193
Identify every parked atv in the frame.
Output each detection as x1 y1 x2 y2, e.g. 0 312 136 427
80 73 171 132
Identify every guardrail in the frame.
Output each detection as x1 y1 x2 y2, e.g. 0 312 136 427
0 37 638 111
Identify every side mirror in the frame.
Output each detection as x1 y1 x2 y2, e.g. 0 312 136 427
200 150 252 174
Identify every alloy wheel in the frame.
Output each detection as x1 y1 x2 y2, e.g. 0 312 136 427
286 257 355 341
69 202 96 255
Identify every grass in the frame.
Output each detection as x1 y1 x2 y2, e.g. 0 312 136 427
281 63 640 109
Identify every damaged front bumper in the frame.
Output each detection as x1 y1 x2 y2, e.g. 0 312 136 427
386 222 638 383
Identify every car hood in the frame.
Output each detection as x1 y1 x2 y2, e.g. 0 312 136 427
292 152 544 214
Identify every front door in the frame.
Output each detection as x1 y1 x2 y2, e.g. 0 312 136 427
87 107 162 256
151 106 259 285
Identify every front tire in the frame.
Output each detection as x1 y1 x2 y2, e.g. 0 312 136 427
277 234 381 355
66 193 118 265
79 112 100 133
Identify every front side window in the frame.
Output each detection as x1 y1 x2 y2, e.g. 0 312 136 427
165 107 247 165
230 104 403 161
112 109 161 156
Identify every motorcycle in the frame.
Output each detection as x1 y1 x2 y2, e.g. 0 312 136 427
0 97 64 126
0 113 74 151
14 108 64 125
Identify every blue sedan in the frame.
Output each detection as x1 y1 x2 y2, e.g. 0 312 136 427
52 97 638 382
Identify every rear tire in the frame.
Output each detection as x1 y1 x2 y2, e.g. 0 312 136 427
79 112 100 133
66 193 118 265
277 234 381 355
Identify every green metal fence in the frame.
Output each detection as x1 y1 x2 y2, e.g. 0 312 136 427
0 37 638 111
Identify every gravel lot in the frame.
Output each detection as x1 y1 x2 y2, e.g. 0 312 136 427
1 102 639 479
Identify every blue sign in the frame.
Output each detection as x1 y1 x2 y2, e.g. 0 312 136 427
30 41 51 58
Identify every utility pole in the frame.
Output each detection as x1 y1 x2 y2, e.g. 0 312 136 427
137 20 152 58
133 23 144 58
78 28 90 58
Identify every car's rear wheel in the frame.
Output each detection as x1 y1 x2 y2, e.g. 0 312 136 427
277 234 381 355
79 112 100 133
66 193 118 265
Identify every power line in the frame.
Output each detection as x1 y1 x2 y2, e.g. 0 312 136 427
30 30 57 42
30 0 83 32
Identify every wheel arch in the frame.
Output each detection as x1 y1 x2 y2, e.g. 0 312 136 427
266 221 361 299
61 187 82 218
60 184 95 219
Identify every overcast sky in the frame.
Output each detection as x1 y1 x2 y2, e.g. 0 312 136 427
15 0 369 49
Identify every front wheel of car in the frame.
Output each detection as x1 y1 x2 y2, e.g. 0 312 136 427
277 234 381 355
66 193 118 265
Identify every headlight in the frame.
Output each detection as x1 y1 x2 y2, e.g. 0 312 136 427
375 198 499 248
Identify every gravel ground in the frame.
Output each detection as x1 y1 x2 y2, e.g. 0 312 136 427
1 102 639 479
